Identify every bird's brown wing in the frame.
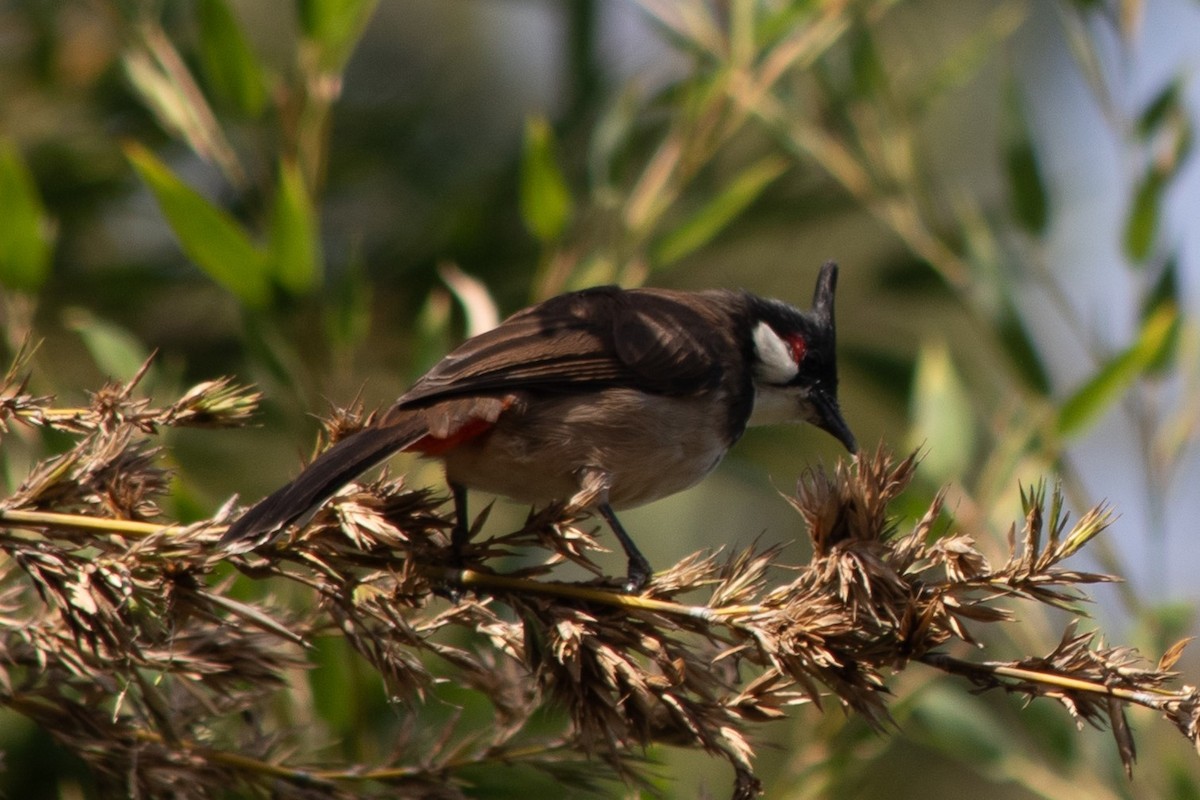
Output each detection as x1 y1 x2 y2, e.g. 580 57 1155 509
392 287 736 409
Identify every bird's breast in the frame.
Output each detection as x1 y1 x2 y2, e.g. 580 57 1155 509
438 388 736 509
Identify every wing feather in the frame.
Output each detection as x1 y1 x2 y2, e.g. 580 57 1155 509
393 287 740 408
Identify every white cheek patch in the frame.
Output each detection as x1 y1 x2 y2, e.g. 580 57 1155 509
752 321 800 384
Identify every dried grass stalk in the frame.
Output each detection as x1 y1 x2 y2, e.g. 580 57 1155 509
0 358 1197 798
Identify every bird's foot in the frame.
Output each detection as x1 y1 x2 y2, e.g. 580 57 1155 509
622 556 652 594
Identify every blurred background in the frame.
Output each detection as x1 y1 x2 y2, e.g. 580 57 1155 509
1 0 1198 797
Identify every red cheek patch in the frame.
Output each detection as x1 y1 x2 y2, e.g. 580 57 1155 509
786 334 807 365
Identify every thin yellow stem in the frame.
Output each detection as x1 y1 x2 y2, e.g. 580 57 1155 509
14 407 93 419
444 567 761 623
921 652 1180 707
0 508 193 538
0 510 765 623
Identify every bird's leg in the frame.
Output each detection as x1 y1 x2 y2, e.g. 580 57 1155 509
450 482 471 558
570 466 652 593
597 504 652 593
436 482 474 602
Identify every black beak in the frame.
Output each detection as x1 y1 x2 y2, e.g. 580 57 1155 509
811 390 857 454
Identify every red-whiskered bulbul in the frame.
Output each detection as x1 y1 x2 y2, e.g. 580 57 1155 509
221 261 857 591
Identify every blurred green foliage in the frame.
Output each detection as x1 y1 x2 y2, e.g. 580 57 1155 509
0 139 53 291
0 0 1197 797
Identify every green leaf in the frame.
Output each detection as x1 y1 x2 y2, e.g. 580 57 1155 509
413 288 454 378
652 156 787 268
324 260 372 352
1141 256 1179 320
1171 115 1195 174
1015 694 1080 766
1122 81 1191 265
849 26 886 98
905 683 1013 767
1147 85 1195 180
1004 90 1049 234
0 139 53 291
1137 79 1183 138
997 299 1051 395
196 0 269 116
1123 169 1164 263
310 637 383 737
122 51 201 152
122 35 245 188
63 308 151 383
269 160 323 294
1169 761 1200 800
1140 258 1180 375
757 4 812 52
1138 601 1196 660
911 5 1026 114
908 341 974 482
126 142 270 306
1056 304 1178 437
565 254 619 291
297 0 380 72
587 88 638 195
519 117 573 243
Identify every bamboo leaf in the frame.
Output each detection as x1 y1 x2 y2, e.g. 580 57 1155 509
196 0 269 116
1004 83 1049 235
324 261 372 352
1124 81 1192 264
1140 257 1180 376
849 26 886 97
519 117 573 243
297 0 380 72
63 309 152 383
908 341 974 482
997 299 1051 395
1056 304 1178 437
1137 79 1183 138
126 143 270 306
0 140 53 291
653 156 787 268
269 160 323 294
1123 170 1163 263
906 684 1014 767
122 26 245 187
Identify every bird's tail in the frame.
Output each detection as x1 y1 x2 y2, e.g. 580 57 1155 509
219 415 427 551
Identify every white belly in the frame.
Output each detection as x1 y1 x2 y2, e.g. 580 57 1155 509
439 389 733 510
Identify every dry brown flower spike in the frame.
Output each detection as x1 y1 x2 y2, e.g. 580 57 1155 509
0 355 1197 798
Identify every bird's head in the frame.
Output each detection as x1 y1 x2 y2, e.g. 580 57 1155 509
745 261 857 454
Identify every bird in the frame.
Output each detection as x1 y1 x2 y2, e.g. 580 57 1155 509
221 261 857 591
